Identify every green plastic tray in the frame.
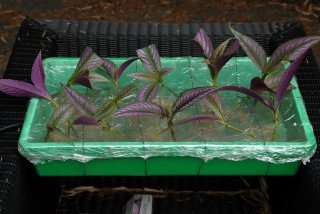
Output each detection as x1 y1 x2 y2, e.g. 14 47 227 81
18 57 316 176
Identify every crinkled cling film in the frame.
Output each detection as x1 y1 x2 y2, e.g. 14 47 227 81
18 57 316 165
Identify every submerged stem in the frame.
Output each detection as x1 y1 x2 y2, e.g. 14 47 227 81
271 112 279 141
170 128 177 142
218 121 256 138
167 118 177 142
226 99 245 116
99 121 111 130
162 83 178 98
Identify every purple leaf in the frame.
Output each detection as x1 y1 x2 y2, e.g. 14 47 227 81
250 77 274 93
94 84 135 119
74 71 108 89
268 36 320 72
172 87 215 115
277 48 309 109
0 79 50 99
116 58 138 81
95 99 116 119
173 115 219 128
76 47 94 71
212 38 232 62
76 47 103 72
264 72 295 91
217 85 274 111
203 94 223 119
137 83 159 101
194 28 214 59
101 59 117 80
230 25 267 73
74 71 93 89
0 51 51 100
127 72 158 81
73 116 99 126
205 93 222 110
267 97 275 111
68 47 104 85
116 83 136 101
160 68 174 77
173 85 274 115
215 40 240 70
89 73 109 82
136 44 161 73
31 51 47 92
48 103 74 128
62 85 97 116
114 102 169 118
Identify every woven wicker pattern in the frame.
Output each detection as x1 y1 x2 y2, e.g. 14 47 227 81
0 18 319 213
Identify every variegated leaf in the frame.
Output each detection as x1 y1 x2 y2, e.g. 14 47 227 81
73 116 99 126
136 44 161 73
0 80 50 99
137 83 159 101
31 51 47 92
277 48 309 109
116 83 136 101
114 102 169 118
203 94 224 119
62 85 97 116
194 28 214 58
250 77 274 93
230 25 267 73
116 58 138 81
267 36 320 73
95 99 116 120
264 72 295 91
211 38 232 62
172 87 215 115
48 103 74 129
127 72 158 81
160 68 174 77
215 40 240 70
101 59 117 80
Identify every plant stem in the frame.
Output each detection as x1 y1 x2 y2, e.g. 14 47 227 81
226 99 245 116
49 98 59 108
261 73 268 81
99 121 111 130
218 121 256 138
212 78 218 88
271 112 279 141
162 84 178 98
67 68 84 86
167 119 177 142
170 128 177 142
211 74 219 87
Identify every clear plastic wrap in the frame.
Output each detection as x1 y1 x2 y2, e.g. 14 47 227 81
18 57 317 166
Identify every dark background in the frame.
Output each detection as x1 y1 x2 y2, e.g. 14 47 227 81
1 0 320 76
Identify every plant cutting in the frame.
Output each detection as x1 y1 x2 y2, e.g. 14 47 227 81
229 25 320 139
0 33 318 141
194 28 240 87
1 27 318 176
128 44 176 100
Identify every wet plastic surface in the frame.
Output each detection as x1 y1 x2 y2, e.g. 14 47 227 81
18 57 317 176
